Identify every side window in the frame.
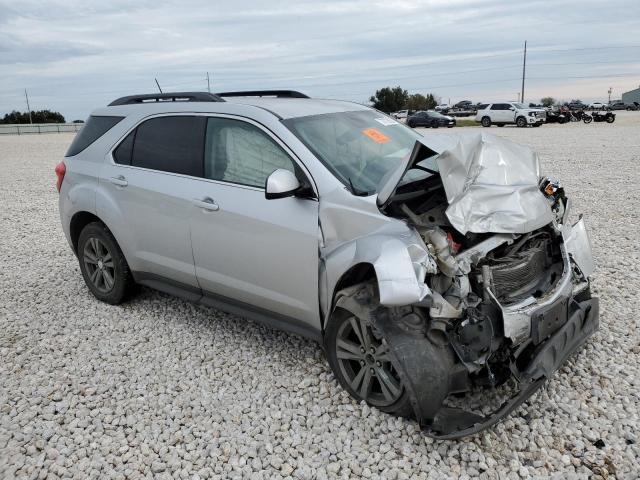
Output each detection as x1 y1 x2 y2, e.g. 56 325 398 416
131 116 206 176
204 117 295 188
113 130 135 165
477 104 489 110
490 104 501 110
65 115 123 157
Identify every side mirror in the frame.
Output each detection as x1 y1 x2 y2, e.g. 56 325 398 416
265 169 301 200
509 106 515 111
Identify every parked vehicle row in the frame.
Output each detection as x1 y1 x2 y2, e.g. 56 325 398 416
545 106 616 124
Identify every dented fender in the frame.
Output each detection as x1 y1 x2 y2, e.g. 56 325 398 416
321 224 435 322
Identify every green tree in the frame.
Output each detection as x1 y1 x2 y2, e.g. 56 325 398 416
406 93 438 111
369 86 409 113
1 109 66 124
540 97 555 107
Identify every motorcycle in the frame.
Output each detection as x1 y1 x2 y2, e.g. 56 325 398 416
591 111 616 123
570 110 592 123
545 108 568 124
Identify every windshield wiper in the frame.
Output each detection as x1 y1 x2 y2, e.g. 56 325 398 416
348 177 370 196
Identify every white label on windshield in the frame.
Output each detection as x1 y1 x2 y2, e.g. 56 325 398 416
374 117 398 126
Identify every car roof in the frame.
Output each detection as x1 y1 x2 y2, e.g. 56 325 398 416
94 95 371 120
223 97 370 119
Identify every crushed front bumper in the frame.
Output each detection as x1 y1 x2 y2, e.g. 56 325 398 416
425 295 599 439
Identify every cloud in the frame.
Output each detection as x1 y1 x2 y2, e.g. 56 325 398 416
1 0 639 118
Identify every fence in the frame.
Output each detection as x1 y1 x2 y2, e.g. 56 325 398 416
0 123 82 135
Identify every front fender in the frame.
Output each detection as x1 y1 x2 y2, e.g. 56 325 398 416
321 225 435 323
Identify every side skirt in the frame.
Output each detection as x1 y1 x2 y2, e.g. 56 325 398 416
133 271 322 343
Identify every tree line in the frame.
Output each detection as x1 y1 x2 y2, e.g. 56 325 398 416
369 87 439 113
1 110 66 124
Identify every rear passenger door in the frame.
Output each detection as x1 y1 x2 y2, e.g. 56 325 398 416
188 116 320 328
97 115 206 289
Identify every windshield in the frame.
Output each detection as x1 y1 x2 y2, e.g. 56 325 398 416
513 103 527 109
283 110 424 194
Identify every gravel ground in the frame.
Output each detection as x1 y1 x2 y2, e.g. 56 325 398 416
1 113 639 479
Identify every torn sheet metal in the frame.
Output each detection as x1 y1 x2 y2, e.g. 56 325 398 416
435 133 554 234
563 217 596 278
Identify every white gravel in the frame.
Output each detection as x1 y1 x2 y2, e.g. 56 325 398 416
1 113 639 479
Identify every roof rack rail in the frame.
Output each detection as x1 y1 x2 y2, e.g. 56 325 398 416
108 92 225 106
216 90 309 99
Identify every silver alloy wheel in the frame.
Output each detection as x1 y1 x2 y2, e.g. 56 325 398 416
83 237 115 293
335 315 403 407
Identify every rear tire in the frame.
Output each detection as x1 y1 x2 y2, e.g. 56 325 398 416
77 222 134 305
481 116 491 127
325 285 413 418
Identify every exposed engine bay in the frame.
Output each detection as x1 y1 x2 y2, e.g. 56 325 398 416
370 136 599 438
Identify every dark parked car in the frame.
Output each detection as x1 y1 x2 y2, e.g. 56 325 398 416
567 101 587 111
407 110 456 128
608 101 637 111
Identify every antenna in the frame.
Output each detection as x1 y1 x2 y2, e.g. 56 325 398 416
24 89 33 124
155 78 163 93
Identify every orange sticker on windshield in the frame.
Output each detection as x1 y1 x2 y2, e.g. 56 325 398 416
362 128 390 144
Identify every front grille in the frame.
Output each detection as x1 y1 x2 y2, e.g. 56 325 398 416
490 247 547 299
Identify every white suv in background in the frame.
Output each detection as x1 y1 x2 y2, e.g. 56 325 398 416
475 102 546 127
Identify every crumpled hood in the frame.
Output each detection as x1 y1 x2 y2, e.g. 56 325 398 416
435 132 554 234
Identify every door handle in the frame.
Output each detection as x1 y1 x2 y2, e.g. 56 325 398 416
192 197 219 211
108 175 128 187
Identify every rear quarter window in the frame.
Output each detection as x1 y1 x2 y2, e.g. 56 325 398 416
65 115 123 157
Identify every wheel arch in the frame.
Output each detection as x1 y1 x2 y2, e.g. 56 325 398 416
321 232 431 333
69 211 103 254
69 211 125 258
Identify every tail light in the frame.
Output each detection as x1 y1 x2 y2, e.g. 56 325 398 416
55 161 66 192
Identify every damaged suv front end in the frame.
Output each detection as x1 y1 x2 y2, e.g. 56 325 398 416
373 133 598 438
296 113 599 438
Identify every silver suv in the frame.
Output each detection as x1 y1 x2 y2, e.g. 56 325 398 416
57 90 599 438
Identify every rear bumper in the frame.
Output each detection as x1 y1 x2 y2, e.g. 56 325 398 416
426 296 599 439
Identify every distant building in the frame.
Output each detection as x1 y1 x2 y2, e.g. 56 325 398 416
621 86 640 104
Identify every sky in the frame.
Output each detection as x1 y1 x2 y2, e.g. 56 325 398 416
1 0 639 120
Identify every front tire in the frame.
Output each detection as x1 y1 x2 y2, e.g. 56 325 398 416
481 116 491 127
78 222 134 305
516 116 527 128
325 286 413 417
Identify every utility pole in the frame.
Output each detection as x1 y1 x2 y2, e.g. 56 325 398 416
155 78 163 93
206 72 211 93
24 89 33 124
521 40 527 104
607 87 612 103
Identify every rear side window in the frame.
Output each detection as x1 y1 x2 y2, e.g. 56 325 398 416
65 115 123 157
477 104 489 110
130 116 206 176
113 130 135 165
